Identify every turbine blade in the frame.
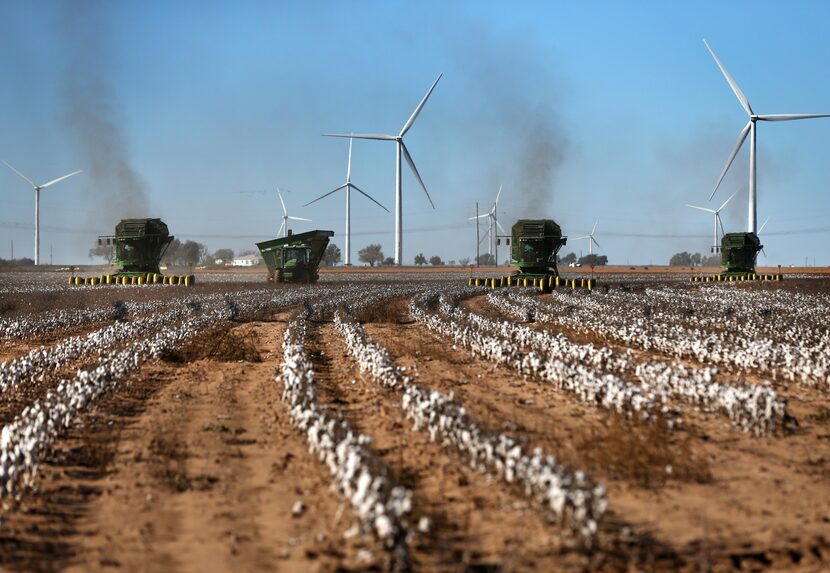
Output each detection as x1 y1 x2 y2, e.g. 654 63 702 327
686 204 716 213
592 236 601 249
717 213 725 236
350 183 390 213
39 169 83 189
279 220 286 236
704 39 753 115
496 220 508 235
400 142 435 209
758 217 770 234
288 216 312 222
757 113 830 121
591 219 598 235
2 160 37 188
573 235 590 240
322 133 396 141
710 121 751 200
400 73 443 137
468 213 490 221
304 184 347 207
277 188 287 215
717 188 740 213
494 184 503 206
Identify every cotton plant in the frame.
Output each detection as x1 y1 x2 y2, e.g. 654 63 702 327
332 306 607 543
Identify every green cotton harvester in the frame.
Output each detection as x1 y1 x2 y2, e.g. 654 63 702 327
719 232 763 275
471 219 586 291
79 218 193 286
508 219 568 278
256 230 334 283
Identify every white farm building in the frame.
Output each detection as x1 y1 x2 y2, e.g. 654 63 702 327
231 254 262 267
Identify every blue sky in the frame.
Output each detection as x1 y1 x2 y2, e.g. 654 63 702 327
2 0 829 266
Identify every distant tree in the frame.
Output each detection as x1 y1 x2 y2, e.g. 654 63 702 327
669 251 693 267
88 241 114 264
429 255 444 266
358 244 384 266
414 253 427 266
702 253 720 266
690 252 703 267
382 256 395 266
458 257 471 267
476 253 495 266
448 260 456 266
579 254 608 266
321 244 342 267
213 248 234 262
560 252 577 265
178 240 206 267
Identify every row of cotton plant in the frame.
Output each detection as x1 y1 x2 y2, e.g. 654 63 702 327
0 289 320 398
0 290 289 500
332 307 607 542
596 286 830 348
478 290 789 436
279 309 412 560
506 289 829 388
0 298 182 340
409 290 666 421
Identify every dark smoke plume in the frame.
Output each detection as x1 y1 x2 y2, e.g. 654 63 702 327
60 1 150 227
445 25 567 218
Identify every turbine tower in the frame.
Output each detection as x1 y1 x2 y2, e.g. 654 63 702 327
704 39 830 234
323 74 442 265
305 138 388 265
685 188 739 252
469 184 506 265
277 188 310 238
574 220 601 256
3 160 82 265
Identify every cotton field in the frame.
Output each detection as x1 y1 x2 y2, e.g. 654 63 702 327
0 270 827 572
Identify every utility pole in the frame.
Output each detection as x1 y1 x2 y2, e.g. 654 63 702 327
475 202 480 268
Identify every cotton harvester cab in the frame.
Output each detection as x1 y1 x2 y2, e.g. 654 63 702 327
509 219 568 279
70 218 192 285
256 230 334 283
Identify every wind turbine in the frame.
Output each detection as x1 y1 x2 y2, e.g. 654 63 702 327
305 138 388 265
468 184 507 265
704 39 830 234
3 160 82 265
685 188 740 252
276 188 310 238
574 220 601 256
323 74 443 265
